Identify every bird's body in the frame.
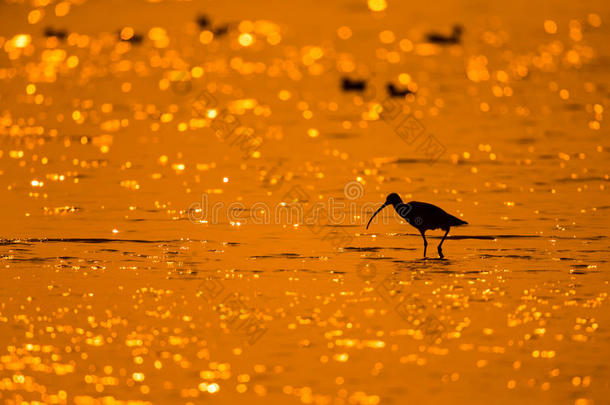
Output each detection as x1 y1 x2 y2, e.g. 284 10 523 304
212 24 230 37
366 193 468 258
396 201 467 231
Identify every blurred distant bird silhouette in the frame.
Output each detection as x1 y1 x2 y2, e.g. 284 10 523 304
386 83 415 98
341 78 366 92
118 31 143 44
426 25 463 45
366 193 467 258
193 13 230 36
44 27 67 40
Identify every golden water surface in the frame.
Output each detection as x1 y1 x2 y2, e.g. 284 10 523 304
0 0 608 404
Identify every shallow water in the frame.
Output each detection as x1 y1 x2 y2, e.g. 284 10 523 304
0 0 609 404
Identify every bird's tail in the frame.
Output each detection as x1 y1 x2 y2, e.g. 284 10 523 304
450 216 468 226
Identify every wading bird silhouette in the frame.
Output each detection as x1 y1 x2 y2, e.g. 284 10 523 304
366 193 467 259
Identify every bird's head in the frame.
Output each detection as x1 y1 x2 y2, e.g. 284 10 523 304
385 193 402 206
453 24 463 36
366 193 403 230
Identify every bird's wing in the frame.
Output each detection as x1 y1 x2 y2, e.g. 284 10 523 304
407 201 467 228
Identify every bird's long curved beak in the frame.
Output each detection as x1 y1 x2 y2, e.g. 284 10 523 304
366 203 388 230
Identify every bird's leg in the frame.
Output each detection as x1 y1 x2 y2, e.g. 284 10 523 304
420 230 427 258
438 228 450 259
